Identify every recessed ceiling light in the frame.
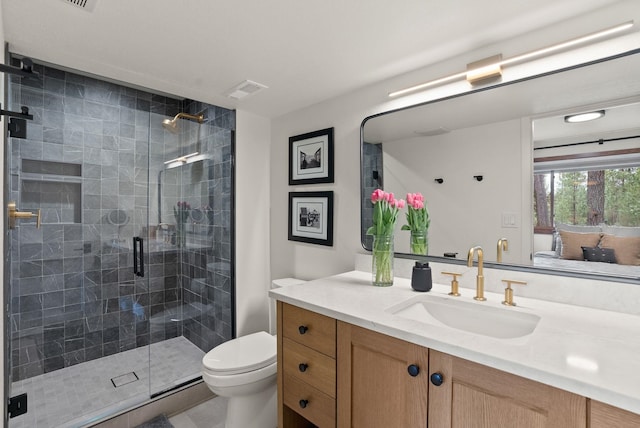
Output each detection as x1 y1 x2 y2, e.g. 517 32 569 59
564 110 605 123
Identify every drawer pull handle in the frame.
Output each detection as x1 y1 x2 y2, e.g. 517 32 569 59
407 364 420 377
298 325 308 334
299 399 309 409
430 372 444 386
298 363 308 372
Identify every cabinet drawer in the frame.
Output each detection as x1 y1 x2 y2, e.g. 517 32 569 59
282 303 336 357
283 337 336 397
283 373 335 428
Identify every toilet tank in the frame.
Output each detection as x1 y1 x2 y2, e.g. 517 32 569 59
269 278 306 334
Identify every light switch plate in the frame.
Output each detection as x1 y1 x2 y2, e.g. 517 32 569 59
501 212 518 228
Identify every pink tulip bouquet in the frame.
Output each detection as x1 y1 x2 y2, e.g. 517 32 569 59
367 189 405 286
402 192 430 255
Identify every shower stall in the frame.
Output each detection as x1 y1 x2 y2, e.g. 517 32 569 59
4 57 235 427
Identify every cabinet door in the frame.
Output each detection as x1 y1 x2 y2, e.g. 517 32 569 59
337 322 429 428
590 400 640 428
429 350 587 428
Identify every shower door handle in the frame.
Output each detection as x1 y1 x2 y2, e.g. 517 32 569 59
133 237 145 277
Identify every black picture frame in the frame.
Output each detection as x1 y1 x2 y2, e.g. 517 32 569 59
288 191 334 246
289 127 334 185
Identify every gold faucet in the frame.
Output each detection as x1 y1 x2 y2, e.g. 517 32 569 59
497 238 508 263
501 279 527 306
467 246 486 301
442 271 463 296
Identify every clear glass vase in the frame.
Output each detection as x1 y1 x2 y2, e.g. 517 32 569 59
372 234 394 286
410 230 428 255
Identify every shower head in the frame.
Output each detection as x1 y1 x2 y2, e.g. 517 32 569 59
162 112 205 134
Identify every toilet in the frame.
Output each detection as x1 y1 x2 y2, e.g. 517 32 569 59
201 278 306 428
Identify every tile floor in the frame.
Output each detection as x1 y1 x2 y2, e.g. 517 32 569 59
169 396 227 428
9 336 205 428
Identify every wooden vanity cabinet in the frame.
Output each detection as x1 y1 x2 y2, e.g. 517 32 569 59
277 303 636 428
429 350 587 427
590 400 640 427
277 302 337 428
336 322 429 428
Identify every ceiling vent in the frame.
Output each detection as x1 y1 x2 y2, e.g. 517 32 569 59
60 0 97 11
225 80 268 100
414 127 450 137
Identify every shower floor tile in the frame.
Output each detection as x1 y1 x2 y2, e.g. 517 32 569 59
9 336 205 428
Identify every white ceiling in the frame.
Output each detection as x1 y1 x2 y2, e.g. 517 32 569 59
0 0 623 118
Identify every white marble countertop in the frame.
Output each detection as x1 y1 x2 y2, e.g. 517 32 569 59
269 270 640 415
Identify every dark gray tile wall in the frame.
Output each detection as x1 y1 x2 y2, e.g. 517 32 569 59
178 100 234 352
8 60 235 382
362 142 383 249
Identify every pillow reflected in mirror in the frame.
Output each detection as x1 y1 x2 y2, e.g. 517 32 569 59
600 234 640 266
581 246 616 264
558 230 602 261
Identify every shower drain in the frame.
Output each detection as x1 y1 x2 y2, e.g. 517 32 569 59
111 372 139 388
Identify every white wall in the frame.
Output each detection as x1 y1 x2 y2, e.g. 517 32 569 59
270 1 640 281
383 119 527 264
235 110 271 336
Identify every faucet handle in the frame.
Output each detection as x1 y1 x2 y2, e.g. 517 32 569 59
501 279 527 306
442 271 463 296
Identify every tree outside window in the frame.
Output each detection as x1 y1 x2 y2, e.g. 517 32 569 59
534 167 640 232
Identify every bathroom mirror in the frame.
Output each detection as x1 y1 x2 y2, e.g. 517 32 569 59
361 49 640 282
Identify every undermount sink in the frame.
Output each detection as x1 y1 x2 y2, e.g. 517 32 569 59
387 295 540 339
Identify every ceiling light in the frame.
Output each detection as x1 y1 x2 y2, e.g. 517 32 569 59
564 110 605 123
389 21 634 98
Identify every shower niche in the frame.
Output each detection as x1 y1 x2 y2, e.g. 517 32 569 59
20 159 82 224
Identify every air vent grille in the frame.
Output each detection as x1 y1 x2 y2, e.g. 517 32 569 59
60 0 97 11
225 80 268 100
414 127 450 137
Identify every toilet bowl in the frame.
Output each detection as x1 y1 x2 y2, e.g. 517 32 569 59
201 278 306 428
202 331 277 428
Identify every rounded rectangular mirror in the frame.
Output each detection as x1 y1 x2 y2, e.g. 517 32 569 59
361 49 640 282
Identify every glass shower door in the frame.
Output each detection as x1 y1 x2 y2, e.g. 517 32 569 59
147 110 208 396
147 104 235 396
4 62 153 427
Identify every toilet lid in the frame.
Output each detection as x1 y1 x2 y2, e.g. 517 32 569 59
202 331 276 375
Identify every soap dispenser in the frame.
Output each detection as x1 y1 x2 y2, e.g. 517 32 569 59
411 261 432 292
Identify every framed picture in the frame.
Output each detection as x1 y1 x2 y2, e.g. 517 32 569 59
289 127 334 185
288 191 334 246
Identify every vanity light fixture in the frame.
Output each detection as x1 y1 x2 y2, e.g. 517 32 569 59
389 21 634 98
564 110 605 123
466 54 503 85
